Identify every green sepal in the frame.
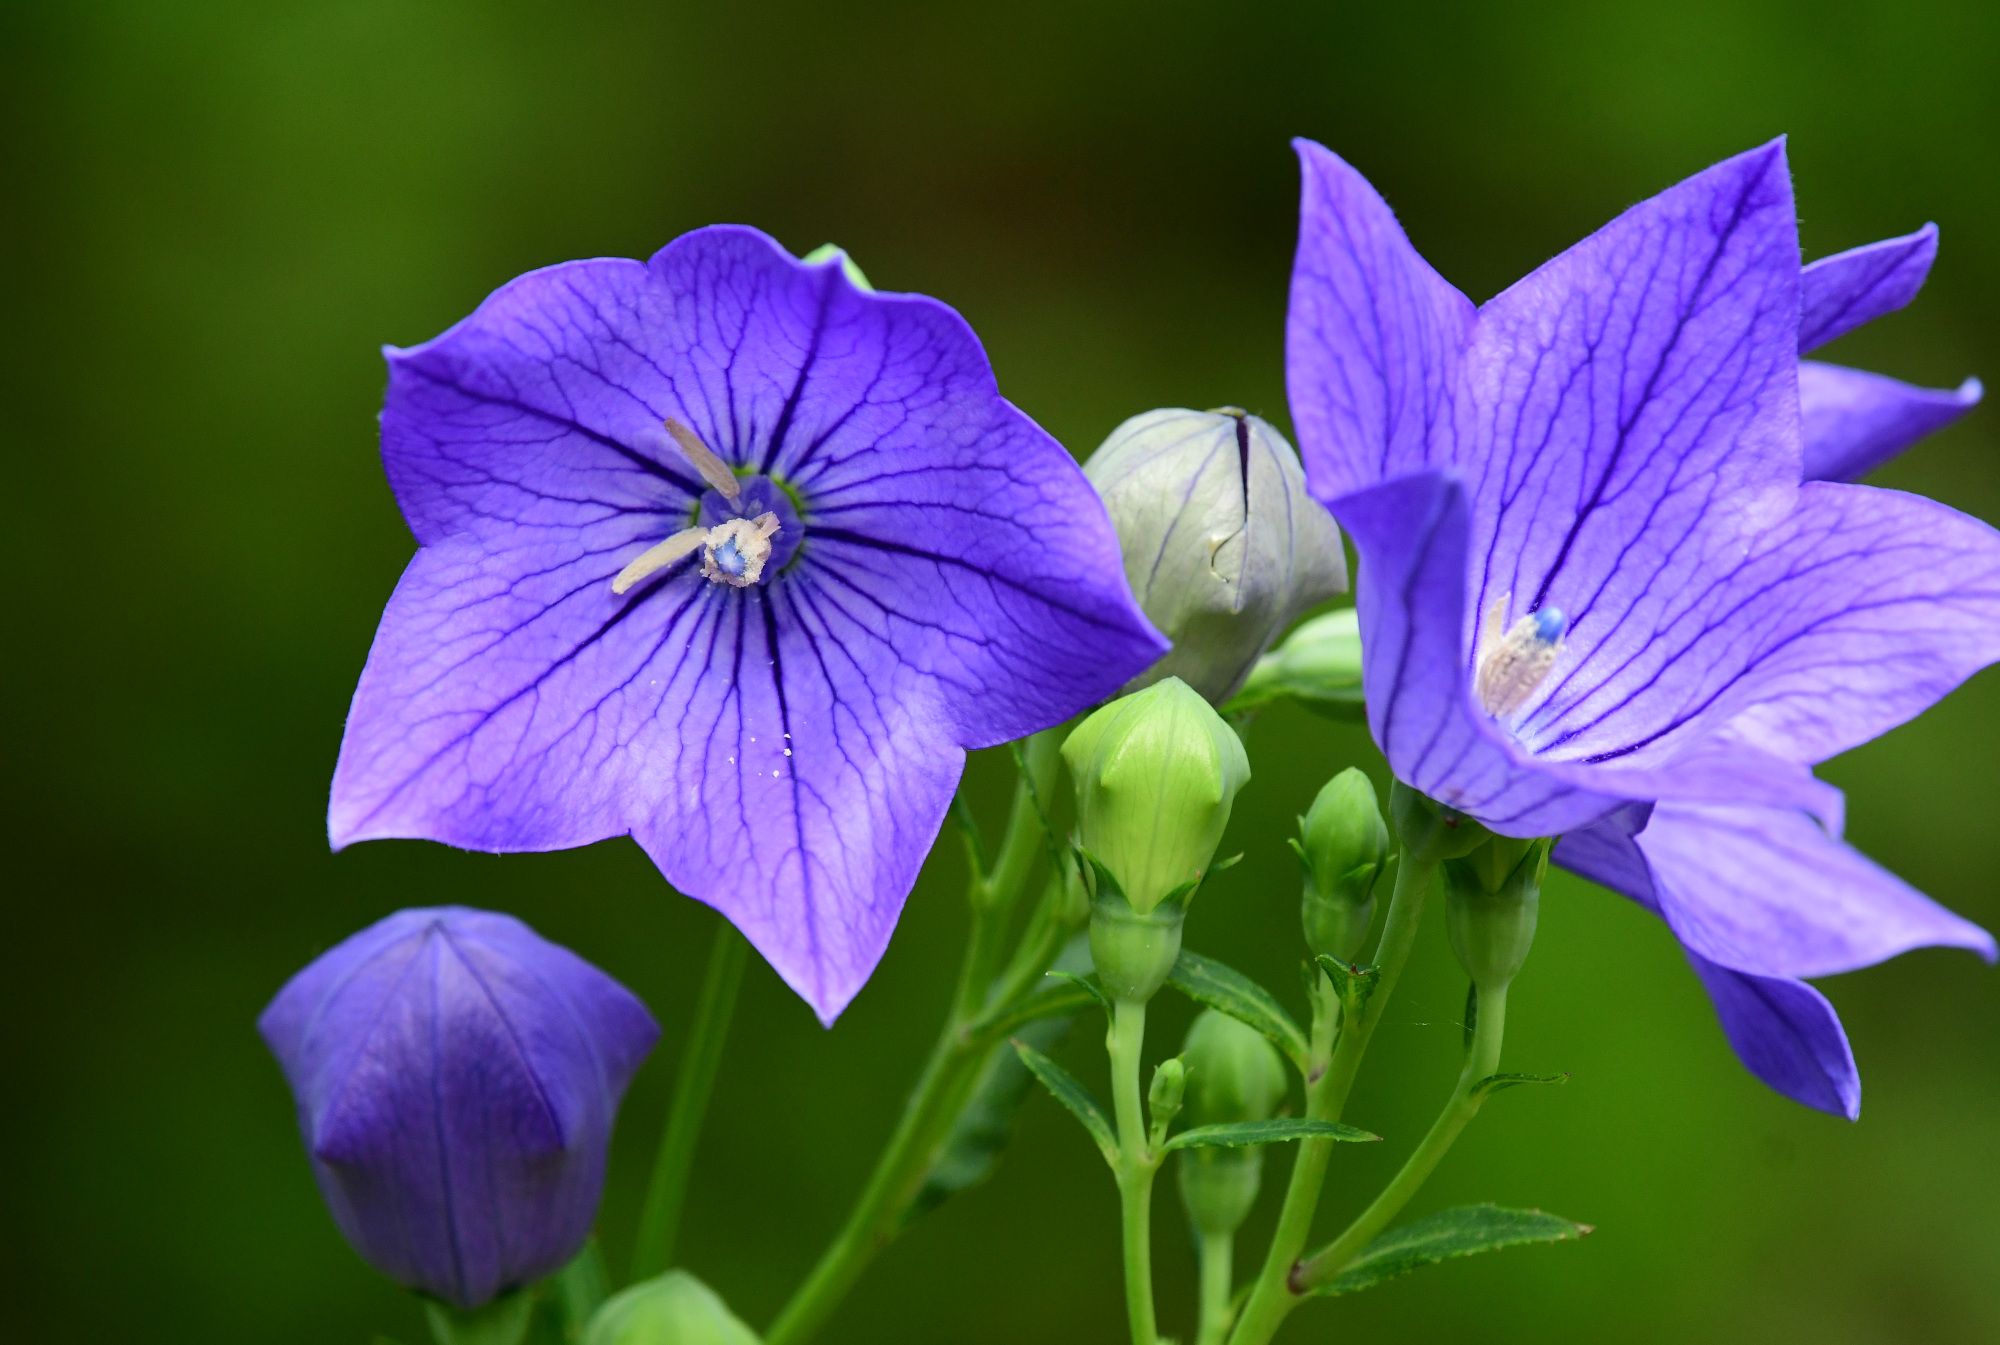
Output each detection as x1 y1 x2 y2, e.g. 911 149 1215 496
1011 1037 1117 1165
799 242 873 291
1471 1071 1570 1099
1163 1117 1379 1151
1313 953 1382 1019
424 1292 535 1345
1165 950 1310 1070
1045 968 1111 1011
1308 1204 1593 1297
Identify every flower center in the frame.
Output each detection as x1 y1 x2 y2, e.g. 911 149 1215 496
1476 598 1566 719
610 419 805 596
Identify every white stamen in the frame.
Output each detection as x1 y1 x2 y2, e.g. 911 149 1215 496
665 418 742 503
611 528 707 594
1476 596 1567 719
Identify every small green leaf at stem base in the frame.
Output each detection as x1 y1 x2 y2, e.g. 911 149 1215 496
1163 1118 1380 1151
1306 1204 1592 1297
1312 953 1382 1018
1471 1071 1570 1099
1011 1037 1118 1164
1164 951 1309 1070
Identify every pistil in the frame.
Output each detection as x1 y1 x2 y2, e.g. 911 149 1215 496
1475 597 1566 719
611 419 788 595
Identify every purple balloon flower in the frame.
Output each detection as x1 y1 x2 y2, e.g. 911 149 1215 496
329 227 1165 1022
259 907 659 1307
1287 138 1997 1115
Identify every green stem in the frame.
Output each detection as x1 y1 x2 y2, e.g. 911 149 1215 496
956 730 1061 1020
766 733 1064 1345
1108 997 1159 1345
1295 982 1509 1288
630 921 749 1280
1226 852 1440 1345
1195 1231 1236 1345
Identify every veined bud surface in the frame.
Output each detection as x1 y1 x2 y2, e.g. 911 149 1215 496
1443 836 1549 992
259 907 659 1309
1084 408 1347 703
1295 768 1391 960
1065 678 1251 919
1177 1010 1288 1236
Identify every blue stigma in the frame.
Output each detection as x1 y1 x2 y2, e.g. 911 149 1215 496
713 536 748 577
1530 606 1567 644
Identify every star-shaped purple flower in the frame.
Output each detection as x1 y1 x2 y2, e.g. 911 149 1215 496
330 227 1165 1022
1286 138 1997 1115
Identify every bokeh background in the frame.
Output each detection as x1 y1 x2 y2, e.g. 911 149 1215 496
9 1 2000 1341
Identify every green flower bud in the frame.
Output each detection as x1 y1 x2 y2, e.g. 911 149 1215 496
1181 1010 1287 1125
1084 408 1346 703
1065 678 1251 917
1226 608 1365 719
1149 1056 1188 1132
1442 835 1549 992
584 1271 760 1345
1177 1010 1287 1236
1293 768 1391 960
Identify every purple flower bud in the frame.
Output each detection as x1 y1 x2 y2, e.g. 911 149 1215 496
259 908 660 1308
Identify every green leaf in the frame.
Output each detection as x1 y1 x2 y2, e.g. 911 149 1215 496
1313 953 1382 1017
906 1013 1071 1228
1163 1117 1379 1151
1472 1071 1570 1099
1311 1204 1592 1296
1011 1038 1117 1163
1165 950 1309 1068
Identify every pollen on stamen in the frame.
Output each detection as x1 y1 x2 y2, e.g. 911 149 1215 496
1477 605 1566 719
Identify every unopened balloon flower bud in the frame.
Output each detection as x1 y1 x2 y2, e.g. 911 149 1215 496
1177 1010 1287 1236
1084 408 1346 703
1067 679 1250 1001
1443 836 1549 992
259 908 659 1309
1065 678 1251 918
584 1271 761 1345
1293 768 1391 960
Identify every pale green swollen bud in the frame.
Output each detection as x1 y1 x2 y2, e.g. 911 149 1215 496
1065 678 1251 917
1443 835 1549 992
584 1271 760 1345
1084 408 1347 704
1177 1010 1287 1236
1294 768 1391 960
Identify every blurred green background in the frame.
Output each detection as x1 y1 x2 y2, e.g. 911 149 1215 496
9 1 1999 1341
